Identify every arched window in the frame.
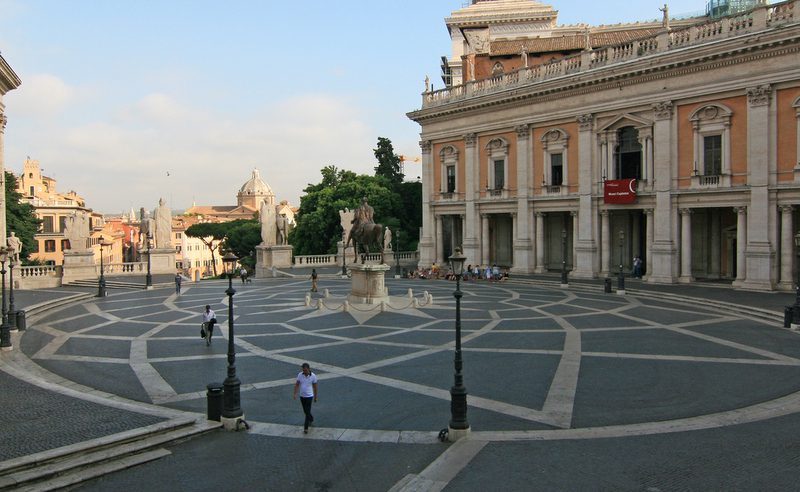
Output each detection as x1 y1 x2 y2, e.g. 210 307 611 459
614 126 642 180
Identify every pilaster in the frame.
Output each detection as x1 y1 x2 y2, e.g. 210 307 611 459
648 101 678 284
573 113 597 278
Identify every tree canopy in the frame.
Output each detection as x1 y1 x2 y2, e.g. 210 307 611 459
184 221 229 276
5 171 41 263
289 137 421 256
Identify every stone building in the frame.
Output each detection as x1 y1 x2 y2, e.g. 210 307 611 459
408 0 800 290
0 53 21 248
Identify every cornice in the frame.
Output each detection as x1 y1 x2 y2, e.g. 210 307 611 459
0 54 21 95
408 26 800 124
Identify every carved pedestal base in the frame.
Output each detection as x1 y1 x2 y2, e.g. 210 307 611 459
347 263 390 304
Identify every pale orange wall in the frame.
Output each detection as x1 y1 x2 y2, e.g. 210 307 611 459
478 132 517 195
677 96 748 188
432 141 466 196
531 123 578 194
777 87 800 182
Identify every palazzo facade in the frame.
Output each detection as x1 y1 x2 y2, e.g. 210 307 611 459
408 0 800 290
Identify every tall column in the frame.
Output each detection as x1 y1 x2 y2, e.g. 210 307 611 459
600 210 610 276
649 101 678 283
645 209 654 279
780 205 794 290
481 214 490 266
435 215 444 266
463 133 479 266
573 113 598 278
742 85 775 290
419 140 435 267
679 209 693 283
512 125 532 273
535 212 545 273
734 206 747 285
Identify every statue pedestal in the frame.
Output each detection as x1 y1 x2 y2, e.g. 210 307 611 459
256 244 293 277
62 251 97 284
141 249 177 274
347 263 389 304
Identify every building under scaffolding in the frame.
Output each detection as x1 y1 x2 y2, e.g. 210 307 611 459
706 0 765 18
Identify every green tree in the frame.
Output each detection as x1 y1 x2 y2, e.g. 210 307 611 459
5 171 41 263
184 221 229 276
373 137 403 188
222 219 261 270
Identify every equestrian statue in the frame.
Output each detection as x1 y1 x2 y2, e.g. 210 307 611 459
345 197 383 264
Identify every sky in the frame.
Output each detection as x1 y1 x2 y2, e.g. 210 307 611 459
0 0 707 214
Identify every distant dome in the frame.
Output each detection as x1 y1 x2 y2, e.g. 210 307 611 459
239 169 273 196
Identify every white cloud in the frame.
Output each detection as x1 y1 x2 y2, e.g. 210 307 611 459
6 73 76 116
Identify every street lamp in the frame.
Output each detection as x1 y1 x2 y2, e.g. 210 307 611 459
793 233 800 327
561 229 568 286
7 253 17 330
618 229 625 293
221 251 243 428
97 239 111 297
0 247 10 350
448 246 469 439
145 232 153 288
395 230 401 278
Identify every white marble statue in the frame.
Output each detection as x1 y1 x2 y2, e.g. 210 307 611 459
154 198 171 249
339 208 355 243
6 232 21 263
383 227 392 251
260 200 277 246
64 211 90 252
276 214 288 245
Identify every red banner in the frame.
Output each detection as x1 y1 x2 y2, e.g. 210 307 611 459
604 179 637 204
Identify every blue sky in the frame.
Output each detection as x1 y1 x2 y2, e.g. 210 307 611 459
0 0 706 213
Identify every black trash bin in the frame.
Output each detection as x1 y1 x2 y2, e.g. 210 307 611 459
207 383 223 422
785 305 793 328
604 278 612 293
16 310 26 331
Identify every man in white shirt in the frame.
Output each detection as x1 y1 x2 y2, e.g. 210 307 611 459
292 362 318 433
201 305 216 346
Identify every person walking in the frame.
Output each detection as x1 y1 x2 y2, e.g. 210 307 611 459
240 267 247 284
201 305 217 346
292 362 318 433
310 268 318 292
174 273 182 295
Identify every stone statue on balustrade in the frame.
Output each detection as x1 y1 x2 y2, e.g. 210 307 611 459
64 211 90 253
154 198 172 249
260 200 277 247
6 231 21 264
383 227 392 252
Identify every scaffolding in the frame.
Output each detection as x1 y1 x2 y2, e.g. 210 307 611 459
706 0 765 18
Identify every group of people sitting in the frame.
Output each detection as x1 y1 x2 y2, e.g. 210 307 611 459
408 262 509 282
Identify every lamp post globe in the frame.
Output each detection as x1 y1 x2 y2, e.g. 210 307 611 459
448 246 469 438
221 251 243 425
0 247 11 350
618 230 625 293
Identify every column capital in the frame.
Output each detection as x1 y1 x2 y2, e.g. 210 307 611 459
734 206 747 215
780 205 794 214
535 212 545 218
510 212 517 218
644 208 654 216
464 133 477 146
747 85 772 107
515 124 530 139
570 210 578 217
0 113 6 134
480 213 489 219
576 114 594 131
420 140 432 154
652 101 674 120
679 208 693 216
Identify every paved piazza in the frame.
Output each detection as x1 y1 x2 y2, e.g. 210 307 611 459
19 276 800 445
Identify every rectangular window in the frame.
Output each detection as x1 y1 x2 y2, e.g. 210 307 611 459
493 159 505 189
42 216 54 233
703 135 722 175
61 239 70 251
29 186 34 196
446 165 456 193
550 153 563 186
44 240 56 252
58 216 68 233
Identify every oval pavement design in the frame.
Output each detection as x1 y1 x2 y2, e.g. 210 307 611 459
19 277 800 443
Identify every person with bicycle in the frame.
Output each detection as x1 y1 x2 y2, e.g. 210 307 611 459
201 305 217 346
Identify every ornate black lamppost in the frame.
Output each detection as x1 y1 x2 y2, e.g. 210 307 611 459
0 247 11 351
448 246 469 439
145 232 153 289
221 251 243 428
7 255 16 330
618 229 625 293
793 233 800 327
560 229 568 286
395 230 401 278
341 236 347 277
97 240 110 297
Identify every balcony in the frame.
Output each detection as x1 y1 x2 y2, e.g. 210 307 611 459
690 173 731 189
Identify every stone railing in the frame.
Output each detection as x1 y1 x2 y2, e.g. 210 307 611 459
293 254 339 266
293 251 420 267
421 1 795 109
18 265 61 279
97 262 148 275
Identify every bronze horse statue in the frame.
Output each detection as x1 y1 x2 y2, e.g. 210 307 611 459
346 223 384 263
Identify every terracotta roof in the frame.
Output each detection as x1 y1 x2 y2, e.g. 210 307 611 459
491 28 661 55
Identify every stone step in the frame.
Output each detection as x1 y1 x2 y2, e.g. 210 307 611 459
0 417 219 491
65 279 172 290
